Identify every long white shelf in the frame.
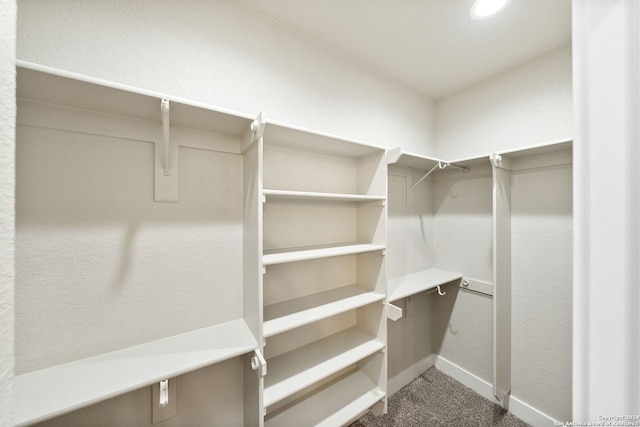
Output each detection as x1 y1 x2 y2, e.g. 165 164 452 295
263 327 384 408
263 189 385 203
264 370 385 427
263 243 386 266
14 319 258 426
387 268 463 302
263 284 385 338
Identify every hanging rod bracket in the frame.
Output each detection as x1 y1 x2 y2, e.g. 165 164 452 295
410 161 470 190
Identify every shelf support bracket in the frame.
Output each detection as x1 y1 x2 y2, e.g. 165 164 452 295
251 349 267 379
410 163 441 190
386 302 403 321
242 112 266 153
161 99 171 176
154 99 179 203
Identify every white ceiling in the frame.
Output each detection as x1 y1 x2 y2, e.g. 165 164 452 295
236 0 572 99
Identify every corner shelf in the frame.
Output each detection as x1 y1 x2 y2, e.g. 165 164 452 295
264 370 385 427
263 243 386 266
387 268 463 302
14 319 258 426
263 284 385 338
263 327 385 408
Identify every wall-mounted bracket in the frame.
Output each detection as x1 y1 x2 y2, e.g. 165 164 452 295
242 112 266 153
386 302 403 321
155 99 179 203
460 277 494 296
490 152 513 170
152 378 177 424
251 349 267 379
161 99 171 176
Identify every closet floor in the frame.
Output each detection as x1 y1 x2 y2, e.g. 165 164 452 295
351 367 530 427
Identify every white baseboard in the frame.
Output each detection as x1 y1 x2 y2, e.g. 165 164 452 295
387 353 436 396
434 355 559 427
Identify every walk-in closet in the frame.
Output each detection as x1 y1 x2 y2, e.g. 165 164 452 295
3 1 639 426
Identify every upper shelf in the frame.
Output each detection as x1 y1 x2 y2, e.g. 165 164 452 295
263 120 385 160
14 319 258 426
16 61 253 137
387 268 463 302
388 139 573 172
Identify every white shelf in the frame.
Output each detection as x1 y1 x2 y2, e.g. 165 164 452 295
17 62 253 136
264 370 385 427
387 147 442 169
387 268 463 302
263 189 385 203
263 327 384 408
14 319 258 426
263 121 384 160
263 284 385 338
263 243 385 266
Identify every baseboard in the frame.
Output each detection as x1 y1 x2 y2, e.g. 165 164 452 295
434 355 559 427
387 353 436 396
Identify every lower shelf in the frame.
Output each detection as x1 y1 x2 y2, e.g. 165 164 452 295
265 370 385 427
264 327 385 408
14 319 258 426
387 268 463 302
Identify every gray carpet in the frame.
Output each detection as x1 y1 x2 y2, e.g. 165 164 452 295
351 367 530 427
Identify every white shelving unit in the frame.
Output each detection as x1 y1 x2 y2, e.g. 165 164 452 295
15 62 262 426
259 121 388 425
14 320 258 426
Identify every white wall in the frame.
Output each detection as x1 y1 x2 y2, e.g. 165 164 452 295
573 0 640 419
511 159 573 421
435 45 573 160
17 0 435 155
0 0 16 426
431 166 494 383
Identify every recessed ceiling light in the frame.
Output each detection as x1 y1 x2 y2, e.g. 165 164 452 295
470 0 511 20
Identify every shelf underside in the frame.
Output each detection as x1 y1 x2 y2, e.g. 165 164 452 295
263 189 385 203
387 268 463 302
263 243 385 266
14 319 258 426
264 327 384 408
263 284 385 338
265 370 385 427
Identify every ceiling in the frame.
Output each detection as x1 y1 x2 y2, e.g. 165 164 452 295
236 0 572 99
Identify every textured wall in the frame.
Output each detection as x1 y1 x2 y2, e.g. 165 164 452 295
435 45 572 160
386 167 436 380
0 0 16 425
511 162 572 421
432 167 494 383
15 127 244 373
17 0 436 155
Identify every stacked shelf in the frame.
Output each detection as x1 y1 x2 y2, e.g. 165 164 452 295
260 122 388 425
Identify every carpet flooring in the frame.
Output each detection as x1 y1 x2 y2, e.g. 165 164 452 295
351 367 531 427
